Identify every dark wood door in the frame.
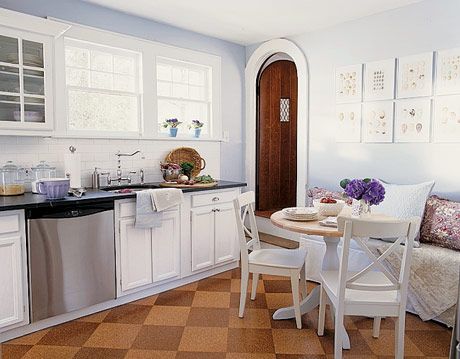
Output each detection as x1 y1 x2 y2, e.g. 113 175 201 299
256 60 297 213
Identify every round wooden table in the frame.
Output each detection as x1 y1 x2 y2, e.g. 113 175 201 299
270 210 351 348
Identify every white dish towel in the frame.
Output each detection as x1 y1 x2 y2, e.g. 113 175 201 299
135 188 184 228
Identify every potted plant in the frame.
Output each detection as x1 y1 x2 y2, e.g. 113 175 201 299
340 178 385 217
189 119 204 138
163 118 182 137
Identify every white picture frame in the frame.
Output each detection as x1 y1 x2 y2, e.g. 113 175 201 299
362 101 394 143
433 95 460 142
364 59 395 101
435 48 460 95
335 64 362 103
336 103 362 142
397 52 433 99
394 98 431 143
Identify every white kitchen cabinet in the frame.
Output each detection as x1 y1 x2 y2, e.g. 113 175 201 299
119 217 153 292
116 200 181 297
190 190 239 273
0 210 28 333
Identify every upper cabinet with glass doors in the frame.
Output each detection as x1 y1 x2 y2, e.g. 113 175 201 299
0 27 54 132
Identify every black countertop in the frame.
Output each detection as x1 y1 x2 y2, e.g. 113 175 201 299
0 181 246 212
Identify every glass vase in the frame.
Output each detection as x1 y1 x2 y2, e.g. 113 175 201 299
351 199 371 218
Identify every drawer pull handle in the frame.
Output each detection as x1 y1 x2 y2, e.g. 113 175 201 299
212 208 220 212
212 197 220 202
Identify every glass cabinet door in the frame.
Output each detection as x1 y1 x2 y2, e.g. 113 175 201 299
0 33 46 126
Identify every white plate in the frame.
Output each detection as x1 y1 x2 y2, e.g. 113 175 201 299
284 214 318 222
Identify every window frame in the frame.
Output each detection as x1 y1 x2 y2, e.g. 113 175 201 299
53 19 222 141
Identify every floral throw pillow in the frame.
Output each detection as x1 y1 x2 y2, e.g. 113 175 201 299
306 187 347 207
420 195 460 251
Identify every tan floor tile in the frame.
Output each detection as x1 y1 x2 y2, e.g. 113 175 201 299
131 294 158 306
6 329 50 345
319 329 374 356
132 325 184 351
265 293 294 310
179 327 228 352
103 304 151 324
187 307 230 327
231 278 265 293
212 270 233 279
192 291 231 308
229 308 271 328
124 349 176 359
405 329 452 357
38 321 99 347
77 310 110 323
83 323 141 349
404 313 449 331
74 347 127 359
360 329 424 357
227 328 275 353
230 293 268 309
1 344 33 359
272 329 325 355
176 352 226 359
144 305 191 326
175 281 199 291
22 345 79 359
226 354 276 359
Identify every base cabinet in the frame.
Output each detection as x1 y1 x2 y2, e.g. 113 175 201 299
116 201 181 297
0 211 28 333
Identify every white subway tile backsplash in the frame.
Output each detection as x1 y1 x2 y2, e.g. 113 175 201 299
0 136 221 187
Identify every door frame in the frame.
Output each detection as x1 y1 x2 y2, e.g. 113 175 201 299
246 39 309 206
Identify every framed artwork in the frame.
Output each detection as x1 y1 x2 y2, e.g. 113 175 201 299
394 98 431 142
364 59 395 101
362 101 394 143
436 48 460 95
433 95 460 142
336 103 362 142
336 64 362 103
397 52 433 98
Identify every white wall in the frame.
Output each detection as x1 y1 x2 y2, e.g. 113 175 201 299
247 0 460 200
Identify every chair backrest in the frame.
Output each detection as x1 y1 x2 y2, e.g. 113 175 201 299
233 191 261 268
337 216 420 302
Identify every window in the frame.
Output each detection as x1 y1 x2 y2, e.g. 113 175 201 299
64 39 141 133
157 57 212 136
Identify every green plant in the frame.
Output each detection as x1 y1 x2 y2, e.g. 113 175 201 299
180 162 194 178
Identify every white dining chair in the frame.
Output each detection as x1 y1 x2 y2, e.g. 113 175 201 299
233 191 308 329
317 216 420 359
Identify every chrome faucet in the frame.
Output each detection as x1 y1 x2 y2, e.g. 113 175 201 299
113 150 141 185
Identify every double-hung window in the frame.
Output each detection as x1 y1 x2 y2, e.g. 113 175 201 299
64 38 141 134
157 57 212 136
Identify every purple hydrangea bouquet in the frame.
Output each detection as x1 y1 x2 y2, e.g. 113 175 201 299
163 118 182 137
340 178 385 217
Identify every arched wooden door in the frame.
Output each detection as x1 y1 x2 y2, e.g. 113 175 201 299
256 60 297 215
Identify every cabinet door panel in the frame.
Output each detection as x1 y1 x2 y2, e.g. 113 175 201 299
191 207 214 271
214 203 239 265
0 235 24 328
152 210 180 283
119 218 152 292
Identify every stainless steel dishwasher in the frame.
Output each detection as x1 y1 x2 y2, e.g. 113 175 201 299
27 201 116 322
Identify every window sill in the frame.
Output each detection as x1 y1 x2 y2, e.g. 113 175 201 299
51 132 224 142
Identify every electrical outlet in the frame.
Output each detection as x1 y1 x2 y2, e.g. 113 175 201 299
222 130 230 143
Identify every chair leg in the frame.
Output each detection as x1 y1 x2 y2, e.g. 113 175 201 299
251 273 259 300
395 313 406 359
239 268 249 318
317 285 326 336
373 317 381 338
300 263 307 300
334 307 344 359
290 271 302 329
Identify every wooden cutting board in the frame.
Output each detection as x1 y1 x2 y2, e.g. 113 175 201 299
159 181 218 188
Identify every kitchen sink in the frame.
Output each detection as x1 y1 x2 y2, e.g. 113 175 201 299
101 184 160 193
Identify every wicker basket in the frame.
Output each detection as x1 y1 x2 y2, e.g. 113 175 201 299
165 147 206 177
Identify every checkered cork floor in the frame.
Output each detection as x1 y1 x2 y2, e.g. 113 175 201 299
1 268 452 359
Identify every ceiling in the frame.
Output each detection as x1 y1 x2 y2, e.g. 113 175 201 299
83 0 424 45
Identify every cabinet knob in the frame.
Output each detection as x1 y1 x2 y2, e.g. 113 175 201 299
213 208 220 212
212 197 220 202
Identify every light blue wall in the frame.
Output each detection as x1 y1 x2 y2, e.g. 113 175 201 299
247 0 460 199
0 0 246 181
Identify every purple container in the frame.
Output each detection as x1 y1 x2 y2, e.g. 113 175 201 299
37 178 70 199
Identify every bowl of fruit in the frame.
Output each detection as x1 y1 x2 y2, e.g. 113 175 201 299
313 197 346 216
